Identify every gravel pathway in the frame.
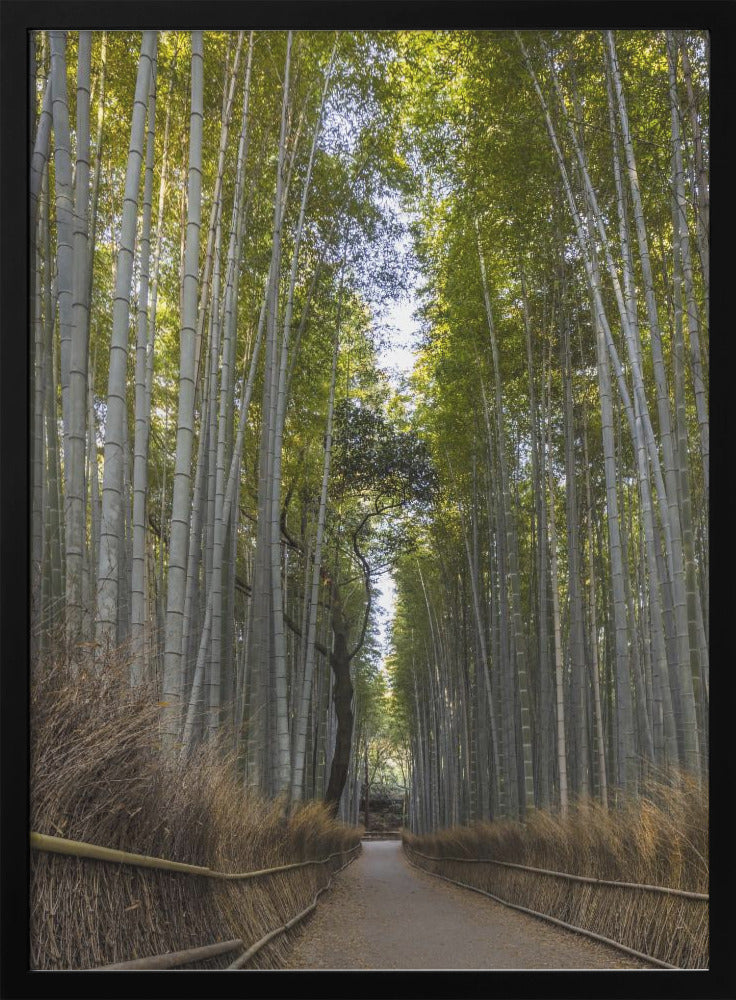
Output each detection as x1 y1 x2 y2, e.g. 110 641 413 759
283 840 651 970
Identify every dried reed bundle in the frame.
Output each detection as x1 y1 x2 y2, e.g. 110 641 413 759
30 648 360 970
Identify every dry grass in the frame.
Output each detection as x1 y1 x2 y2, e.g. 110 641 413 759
30 647 361 970
403 780 708 969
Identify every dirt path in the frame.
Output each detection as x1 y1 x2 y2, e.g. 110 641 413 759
283 840 651 970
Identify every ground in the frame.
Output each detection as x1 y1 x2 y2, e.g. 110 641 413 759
283 840 652 970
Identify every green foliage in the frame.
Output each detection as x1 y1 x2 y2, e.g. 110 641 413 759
333 398 437 510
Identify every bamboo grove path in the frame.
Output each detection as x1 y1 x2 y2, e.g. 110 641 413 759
283 841 650 970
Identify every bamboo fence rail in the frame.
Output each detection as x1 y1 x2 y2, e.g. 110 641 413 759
31 832 361 971
407 847 709 899
31 831 357 880
92 939 244 971
226 848 359 969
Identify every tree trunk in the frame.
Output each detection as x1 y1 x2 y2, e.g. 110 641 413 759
324 589 354 812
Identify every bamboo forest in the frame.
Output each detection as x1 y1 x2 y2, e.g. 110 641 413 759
25 25 711 973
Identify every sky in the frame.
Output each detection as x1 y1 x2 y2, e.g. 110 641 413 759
373 291 420 670
379 296 419 383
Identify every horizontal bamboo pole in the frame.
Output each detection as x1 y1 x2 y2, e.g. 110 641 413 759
404 851 679 970
406 846 708 900
92 938 243 970
31 831 361 880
